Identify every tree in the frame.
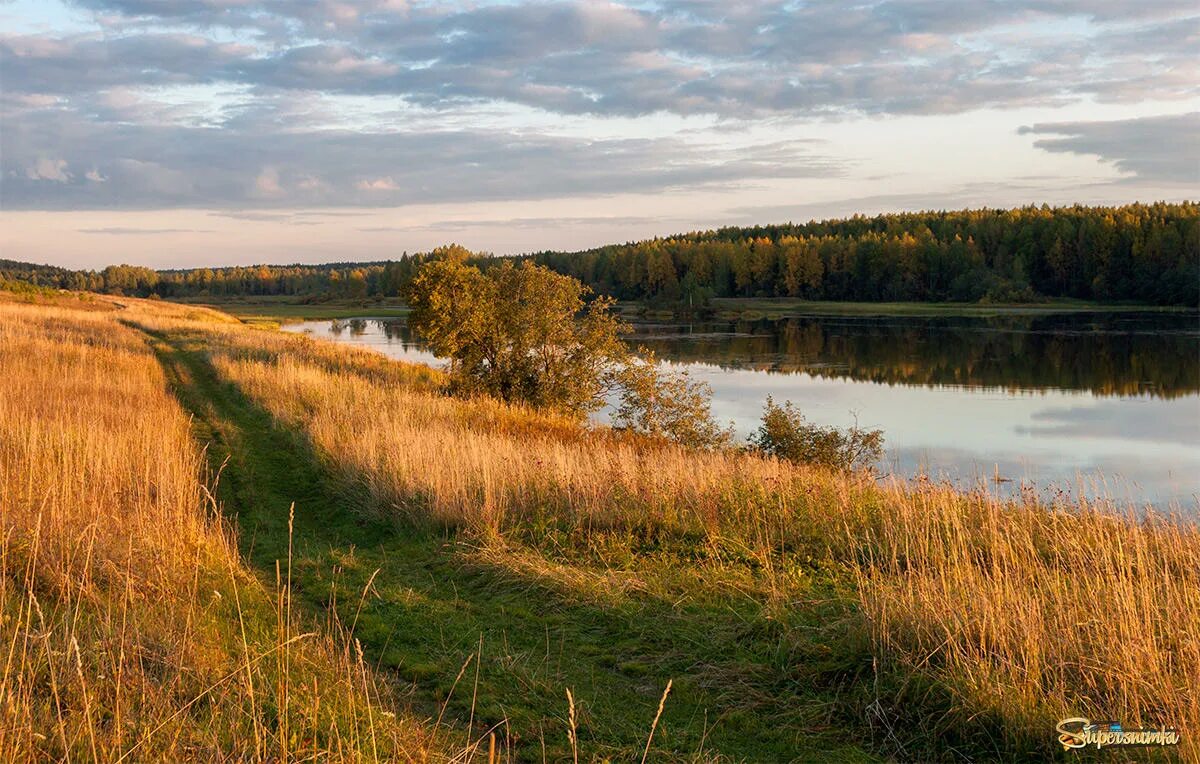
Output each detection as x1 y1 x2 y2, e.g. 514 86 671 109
406 259 627 417
406 258 735 446
749 396 883 471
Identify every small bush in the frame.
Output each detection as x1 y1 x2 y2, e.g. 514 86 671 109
613 353 733 449
749 396 883 471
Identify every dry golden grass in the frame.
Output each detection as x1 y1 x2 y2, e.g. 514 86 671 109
0 297 441 762
138 307 1200 759
852 484 1199 756
8 291 1196 760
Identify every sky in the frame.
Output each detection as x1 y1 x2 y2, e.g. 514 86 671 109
1 0 1197 269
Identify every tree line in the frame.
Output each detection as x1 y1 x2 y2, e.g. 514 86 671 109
0 259 402 300
3 204 1197 305
530 202 1198 306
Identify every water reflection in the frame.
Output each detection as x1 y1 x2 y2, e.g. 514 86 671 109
286 313 1200 509
629 313 1200 398
319 317 442 367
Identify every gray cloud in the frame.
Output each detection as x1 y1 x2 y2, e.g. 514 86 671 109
1021 112 1200 183
1 100 841 209
358 215 668 234
1 32 253 94
77 227 214 234
2 0 1196 211
4 1 1195 117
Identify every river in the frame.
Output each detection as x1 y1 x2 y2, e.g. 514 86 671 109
284 310 1200 510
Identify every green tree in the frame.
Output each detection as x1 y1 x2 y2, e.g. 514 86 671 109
406 260 627 417
749 397 883 471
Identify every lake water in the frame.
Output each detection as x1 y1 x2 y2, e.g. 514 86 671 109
285 312 1200 510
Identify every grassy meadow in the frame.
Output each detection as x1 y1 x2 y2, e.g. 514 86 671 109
0 294 443 761
2 289 1196 761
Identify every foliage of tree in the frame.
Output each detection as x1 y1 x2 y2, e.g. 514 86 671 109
749 396 884 471
530 203 1199 306
406 259 627 417
612 354 733 448
406 259 734 446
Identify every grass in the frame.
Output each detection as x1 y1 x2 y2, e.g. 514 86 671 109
4 288 1197 761
0 293 442 761
702 297 1192 319
128 309 877 761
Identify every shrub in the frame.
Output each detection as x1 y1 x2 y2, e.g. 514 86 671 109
612 353 733 449
749 396 883 470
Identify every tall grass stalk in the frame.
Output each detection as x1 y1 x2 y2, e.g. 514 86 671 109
0 298 440 761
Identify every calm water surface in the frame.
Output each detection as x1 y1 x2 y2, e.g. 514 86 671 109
285 312 1200 509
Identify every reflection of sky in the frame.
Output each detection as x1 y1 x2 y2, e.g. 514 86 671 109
677 363 1200 508
285 319 1200 511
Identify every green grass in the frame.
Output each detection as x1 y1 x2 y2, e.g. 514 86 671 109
136 322 880 762
702 297 1190 319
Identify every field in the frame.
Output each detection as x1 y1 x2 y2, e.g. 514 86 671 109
0 292 442 761
3 289 1196 761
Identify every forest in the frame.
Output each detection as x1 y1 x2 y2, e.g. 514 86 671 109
535 202 1199 306
4 202 1197 305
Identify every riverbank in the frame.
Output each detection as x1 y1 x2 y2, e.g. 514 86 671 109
692 296 1194 320
168 294 410 322
11 289 1196 760
170 294 1190 325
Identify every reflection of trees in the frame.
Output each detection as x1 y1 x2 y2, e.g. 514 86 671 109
330 319 372 336
630 314 1200 399
350 315 1199 398
376 319 425 354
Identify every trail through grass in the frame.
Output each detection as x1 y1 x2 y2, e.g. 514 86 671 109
139 324 877 762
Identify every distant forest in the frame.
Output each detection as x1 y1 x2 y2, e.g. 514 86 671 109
4 203 1198 306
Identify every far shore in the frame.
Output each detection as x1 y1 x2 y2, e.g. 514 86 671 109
168 294 1196 324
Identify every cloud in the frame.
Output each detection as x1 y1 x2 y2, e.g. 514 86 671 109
1021 112 1200 183
253 167 285 197
355 176 400 191
1 0 1196 212
25 157 71 182
0 99 842 209
3 1 1195 118
357 214 667 233
1 32 254 95
77 226 214 234
208 210 373 222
